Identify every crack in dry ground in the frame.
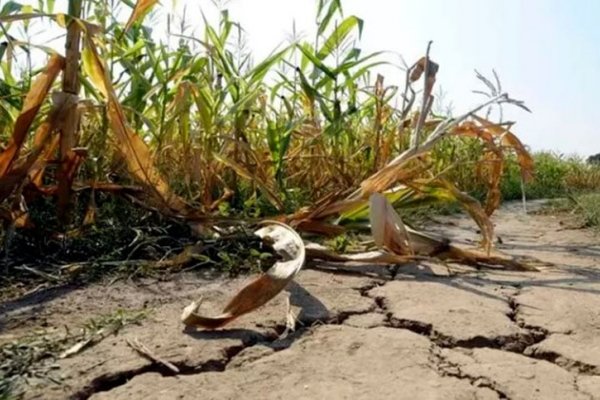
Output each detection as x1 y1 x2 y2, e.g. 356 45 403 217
71 322 320 399
365 280 545 351
363 279 600 379
41 268 598 400
429 344 511 399
71 341 249 399
71 282 383 398
507 289 600 376
524 347 600 376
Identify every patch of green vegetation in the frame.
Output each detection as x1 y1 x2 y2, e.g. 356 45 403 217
572 194 600 228
1 194 279 299
539 194 600 229
0 308 147 399
501 152 600 200
438 147 600 202
323 233 368 253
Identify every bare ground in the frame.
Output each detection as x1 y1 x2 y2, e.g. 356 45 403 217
1 200 599 400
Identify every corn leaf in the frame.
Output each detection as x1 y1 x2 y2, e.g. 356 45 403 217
317 0 343 36
181 222 305 329
124 0 159 32
0 54 63 177
298 43 336 80
317 16 363 60
472 115 534 181
369 193 413 255
83 34 190 215
214 153 284 211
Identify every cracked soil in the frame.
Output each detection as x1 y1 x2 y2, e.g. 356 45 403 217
2 201 599 400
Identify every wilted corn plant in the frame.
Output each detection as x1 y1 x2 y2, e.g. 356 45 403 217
1 0 535 327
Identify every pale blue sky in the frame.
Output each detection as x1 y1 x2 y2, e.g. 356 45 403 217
6 0 600 156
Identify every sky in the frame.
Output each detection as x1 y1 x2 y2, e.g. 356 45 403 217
5 0 600 156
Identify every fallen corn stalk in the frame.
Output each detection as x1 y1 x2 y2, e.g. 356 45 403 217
308 194 538 271
368 193 538 271
182 194 537 331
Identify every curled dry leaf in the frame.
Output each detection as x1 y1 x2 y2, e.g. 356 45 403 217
451 117 534 216
471 115 534 182
409 56 439 83
305 243 419 265
452 121 504 215
181 221 305 329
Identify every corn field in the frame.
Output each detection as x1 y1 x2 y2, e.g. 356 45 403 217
0 0 536 280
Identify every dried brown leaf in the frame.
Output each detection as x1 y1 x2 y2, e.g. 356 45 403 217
214 153 284 212
369 192 413 255
0 91 73 203
305 243 418 265
472 115 534 182
83 35 191 216
359 164 427 198
367 194 536 270
181 222 305 329
0 54 64 177
409 56 439 84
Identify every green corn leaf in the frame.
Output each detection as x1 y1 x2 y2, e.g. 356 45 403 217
333 51 385 76
297 43 336 80
116 39 147 61
317 0 343 36
297 67 319 102
0 42 6 63
317 16 363 61
246 47 290 85
219 10 232 43
191 85 215 136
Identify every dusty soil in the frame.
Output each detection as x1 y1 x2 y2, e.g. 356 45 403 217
1 200 599 400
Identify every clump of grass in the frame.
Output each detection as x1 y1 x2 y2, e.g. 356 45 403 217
323 232 368 253
0 332 69 399
539 194 600 229
571 194 600 229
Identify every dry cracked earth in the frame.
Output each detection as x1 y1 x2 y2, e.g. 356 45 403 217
1 201 600 399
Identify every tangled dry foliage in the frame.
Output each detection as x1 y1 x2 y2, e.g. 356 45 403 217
0 0 536 328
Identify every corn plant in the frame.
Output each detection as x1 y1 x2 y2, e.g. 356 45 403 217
0 0 534 254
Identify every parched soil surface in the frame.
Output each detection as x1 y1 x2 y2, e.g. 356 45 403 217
2 201 599 400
